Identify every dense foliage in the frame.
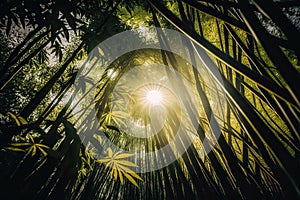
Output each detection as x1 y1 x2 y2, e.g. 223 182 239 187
0 0 299 199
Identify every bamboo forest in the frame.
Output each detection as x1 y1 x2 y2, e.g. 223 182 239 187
0 0 299 199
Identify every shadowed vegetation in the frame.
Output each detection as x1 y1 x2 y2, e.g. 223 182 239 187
0 0 299 199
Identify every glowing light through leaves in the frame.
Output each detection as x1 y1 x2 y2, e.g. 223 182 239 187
74 28 226 173
146 89 163 105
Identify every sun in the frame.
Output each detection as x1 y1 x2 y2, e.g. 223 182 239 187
146 90 163 105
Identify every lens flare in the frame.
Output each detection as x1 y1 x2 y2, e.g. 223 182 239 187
146 90 162 105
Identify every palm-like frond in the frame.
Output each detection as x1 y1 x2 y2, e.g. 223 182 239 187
6 134 49 156
96 148 142 187
0 0 299 199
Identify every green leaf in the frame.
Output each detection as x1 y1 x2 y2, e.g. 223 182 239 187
93 134 103 144
8 112 21 126
37 146 48 156
118 169 124 185
114 153 134 159
115 160 138 167
5 147 25 152
11 143 32 146
117 165 142 181
28 134 35 143
17 116 28 125
107 148 113 157
123 173 139 188
113 167 118 180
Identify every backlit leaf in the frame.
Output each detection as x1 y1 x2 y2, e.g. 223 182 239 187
115 160 138 167
123 173 139 188
96 148 143 187
108 148 113 157
17 116 28 125
8 112 21 126
114 153 134 159
5 147 25 152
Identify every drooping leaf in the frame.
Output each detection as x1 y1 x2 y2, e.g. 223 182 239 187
17 116 28 125
8 112 21 126
123 172 139 188
5 147 25 152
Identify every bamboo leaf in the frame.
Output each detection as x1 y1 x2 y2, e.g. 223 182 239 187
113 167 118 180
119 169 124 185
117 165 142 181
104 161 112 170
93 134 103 144
114 153 134 159
8 112 21 126
36 144 50 149
17 116 28 125
37 146 48 156
123 173 139 187
5 147 25 152
11 143 32 146
128 172 143 181
96 158 112 163
107 148 113 157
115 160 138 167
31 145 37 156
27 134 35 143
